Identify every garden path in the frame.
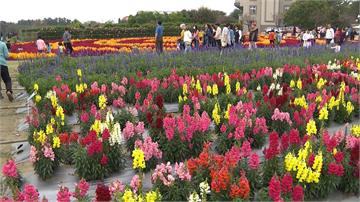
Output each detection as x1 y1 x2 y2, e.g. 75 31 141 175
0 62 358 201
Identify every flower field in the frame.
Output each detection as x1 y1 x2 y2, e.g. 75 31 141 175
2 47 360 201
8 35 310 60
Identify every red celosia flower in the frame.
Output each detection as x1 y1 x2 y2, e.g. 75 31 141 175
334 151 344 163
102 128 110 141
100 154 109 166
281 133 289 152
95 184 111 201
268 175 281 201
264 132 279 160
292 185 304 202
281 173 293 194
328 162 344 177
307 153 315 167
59 133 69 144
289 129 300 145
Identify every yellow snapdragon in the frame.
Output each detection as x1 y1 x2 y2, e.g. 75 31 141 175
351 125 360 137
98 95 107 110
146 191 158 202
56 106 65 126
224 104 231 120
46 123 54 135
212 84 218 96
35 95 42 103
195 80 202 94
316 78 327 89
182 83 188 95
235 81 240 92
206 85 212 94
122 189 135 202
91 120 101 134
297 78 302 89
290 80 295 88
52 136 61 148
306 119 317 136
36 130 46 145
346 101 354 115
212 102 221 125
319 106 328 121
77 69 82 77
293 95 308 109
132 148 146 170
33 83 39 92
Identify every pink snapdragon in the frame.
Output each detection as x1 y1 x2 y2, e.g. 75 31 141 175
109 180 125 195
240 140 252 158
253 117 268 135
57 186 71 202
151 162 175 186
112 97 125 108
346 136 359 149
122 121 135 140
42 144 55 161
30 146 38 163
135 137 162 161
248 153 260 169
135 122 145 134
271 108 292 125
2 159 18 178
73 179 90 199
174 162 191 181
130 175 141 193
23 184 39 201
80 111 89 123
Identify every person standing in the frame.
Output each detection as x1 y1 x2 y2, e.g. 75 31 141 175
325 24 334 46
214 24 222 50
179 24 186 50
0 40 13 101
220 24 230 55
204 24 212 48
63 28 73 55
36 36 47 53
183 25 193 53
249 22 258 50
269 29 275 48
192 25 199 50
229 25 235 47
155 21 164 54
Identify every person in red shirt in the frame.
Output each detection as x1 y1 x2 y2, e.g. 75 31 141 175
269 30 275 48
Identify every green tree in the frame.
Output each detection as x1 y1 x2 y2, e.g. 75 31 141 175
284 0 359 29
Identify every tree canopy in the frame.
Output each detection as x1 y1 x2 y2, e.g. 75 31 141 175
284 0 359 29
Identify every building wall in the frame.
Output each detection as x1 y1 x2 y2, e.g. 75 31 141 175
235 0 295 31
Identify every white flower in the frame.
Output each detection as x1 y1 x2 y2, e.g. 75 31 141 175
256 85 261 91
188 191 200 202
110 122 123 146
199 181 210 197
45 90 56 99
276 83 280 90
269 83 275 90
100 122 108 133
277 87 283 96
106 110 114 124
272 74 278 80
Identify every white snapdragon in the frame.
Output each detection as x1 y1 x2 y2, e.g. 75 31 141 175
199 180 210 201
188 191 200 202
110 122 123 146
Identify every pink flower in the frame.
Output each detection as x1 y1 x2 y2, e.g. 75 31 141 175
113 97 125 108
135 122 145 134
118 85 126 96
73 179 89 199
135 91 141 100
55 75 62 82
121 77 128 85
57 186 71 202
220 124 227 133
175 162 191 181
80 112 89 123
23 184 39 201
240 140 252 158
30 146 38 163
346 136 359 149
135 137 162 161
271 108 292 125
130 175 141 193
122 121 135 140
289 129 300 145
42 144 55 161
253 117 268 135
248 153 260 170
163 117 176 141
199 112 211 132
2 159 18 178
90 104 97 116
152 162 175 186
109 180 125 195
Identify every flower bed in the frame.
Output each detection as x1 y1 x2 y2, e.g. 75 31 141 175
2 56 360 201
9 35 319 60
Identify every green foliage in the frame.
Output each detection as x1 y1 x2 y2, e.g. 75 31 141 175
33 153 60 180
284 0 359 29
153 180 193 201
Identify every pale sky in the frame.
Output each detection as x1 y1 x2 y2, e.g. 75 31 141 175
2 0 236 23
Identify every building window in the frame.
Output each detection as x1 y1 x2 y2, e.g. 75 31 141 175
249 5 257 15
284 5 290 11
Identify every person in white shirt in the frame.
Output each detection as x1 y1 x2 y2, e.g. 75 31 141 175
325 24 334 45
221 24 230 48
183 26 193 53
302 30 311 48
214 24 222 50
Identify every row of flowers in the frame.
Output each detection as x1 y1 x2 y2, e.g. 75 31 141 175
8 35 315 60
2 57 359 201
